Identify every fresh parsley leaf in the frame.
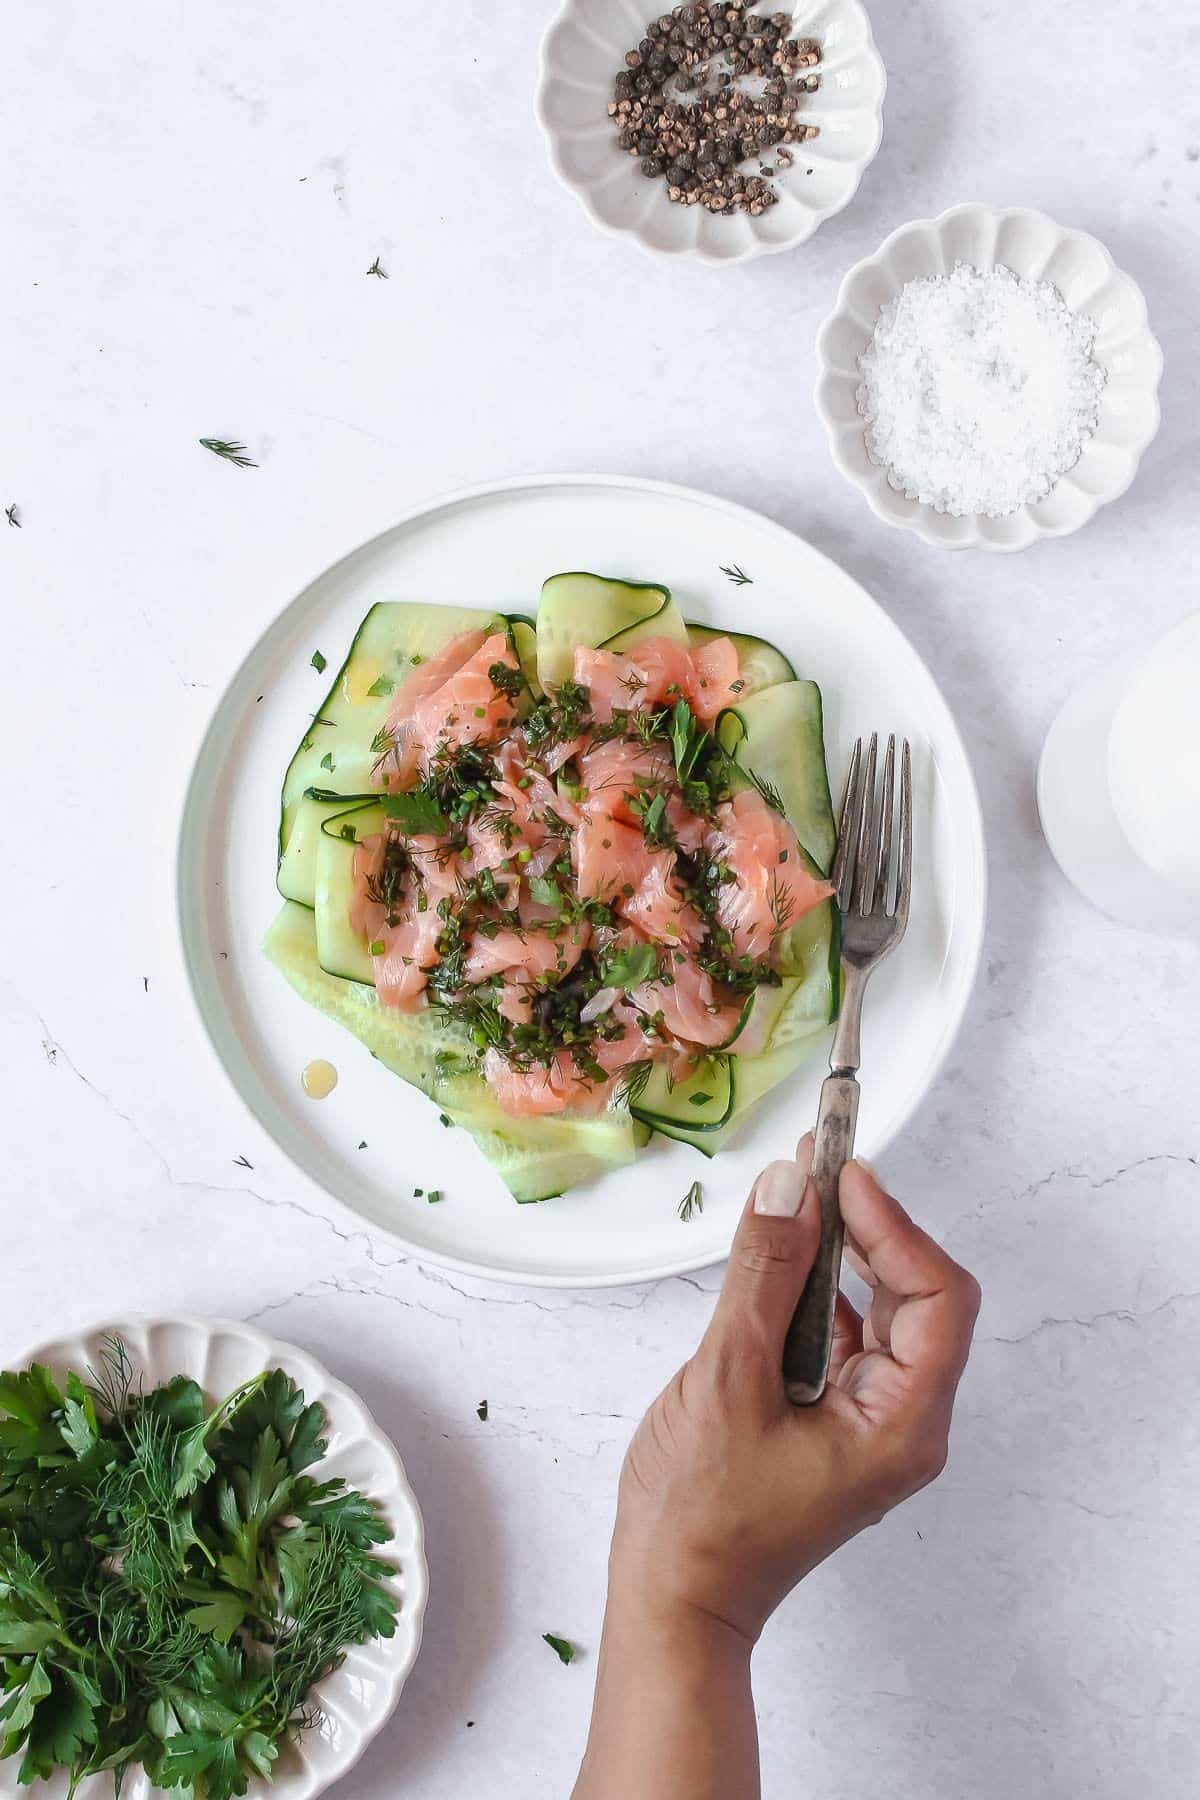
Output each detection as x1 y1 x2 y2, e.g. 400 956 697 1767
543 1633 576 1665
184 1591 248 1644
526 874 562 909
601 942 658 992
381 791 448 836
310 650 327 673
366 673 395 697
688 1092 713 1107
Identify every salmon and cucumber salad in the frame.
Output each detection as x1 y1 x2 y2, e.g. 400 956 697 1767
265 572 840 1202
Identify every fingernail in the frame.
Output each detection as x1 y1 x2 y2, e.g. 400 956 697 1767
754 1140 814 1217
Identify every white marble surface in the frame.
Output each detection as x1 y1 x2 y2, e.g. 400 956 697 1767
3 1 1199 1795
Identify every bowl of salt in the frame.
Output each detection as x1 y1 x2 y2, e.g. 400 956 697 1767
814 203 1163 551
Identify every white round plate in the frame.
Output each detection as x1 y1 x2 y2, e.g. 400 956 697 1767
815 204 1163 551
0 1314 428 1800
177 473 986 1288
535 0 885 264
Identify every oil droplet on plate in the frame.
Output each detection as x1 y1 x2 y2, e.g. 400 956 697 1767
302 1059 338 1100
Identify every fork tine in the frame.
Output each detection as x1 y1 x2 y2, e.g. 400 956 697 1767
893 739 912 927
830 738 863 908
873 734 896 913
851 733 878 916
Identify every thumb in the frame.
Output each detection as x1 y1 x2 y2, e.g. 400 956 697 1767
703 1134 820 1368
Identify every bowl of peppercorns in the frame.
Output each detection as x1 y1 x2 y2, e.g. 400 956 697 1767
536 1 885 263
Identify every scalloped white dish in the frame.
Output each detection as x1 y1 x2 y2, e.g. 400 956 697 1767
536 0 885 264
815 204 1163 552
0 1315 428 1800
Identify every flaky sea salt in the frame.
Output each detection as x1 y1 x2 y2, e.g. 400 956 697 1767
856 262 1106 518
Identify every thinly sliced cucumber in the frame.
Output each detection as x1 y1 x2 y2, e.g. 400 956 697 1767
315 803 388 984
510 618 542 698
686 624 795 697
535 573 673 689
279 608 532 908
718 978 795 1055
264 901 469 1102
278 601 501 891
720 678 836 873
601 595 689 655
774 892 840 1022
264 904 641 1202
277 794 343 906
633 1055 733 1136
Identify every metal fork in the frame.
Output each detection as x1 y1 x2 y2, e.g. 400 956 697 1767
782 734 913 1405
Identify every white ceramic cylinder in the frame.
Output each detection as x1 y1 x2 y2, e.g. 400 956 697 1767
1037 611 1200 933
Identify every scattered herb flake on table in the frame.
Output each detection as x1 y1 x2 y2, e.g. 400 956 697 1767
0 1338 398 1799
366 256 388 279
476 1400 488 1422
542 1633 576 1666
4 504 19 528
311 649 327 673
719 563 752 586
199 437 257 468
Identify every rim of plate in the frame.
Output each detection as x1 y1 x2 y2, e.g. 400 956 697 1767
534 0 887 266
814 202 1165 552
2 1312 428 1800
175 471 987 1288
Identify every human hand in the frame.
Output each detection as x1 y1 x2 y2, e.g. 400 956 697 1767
608 1136 981 1646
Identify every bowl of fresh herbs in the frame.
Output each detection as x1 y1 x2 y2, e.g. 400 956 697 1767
0 1316 427 1799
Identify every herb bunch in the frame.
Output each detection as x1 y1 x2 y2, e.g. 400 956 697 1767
0 1340 397 1799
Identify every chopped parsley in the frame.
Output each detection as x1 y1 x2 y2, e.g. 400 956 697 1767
543 1633 577 1665
382 791 449 836
311 649 327 673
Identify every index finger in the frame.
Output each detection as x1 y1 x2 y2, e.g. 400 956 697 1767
838 1161 980 1388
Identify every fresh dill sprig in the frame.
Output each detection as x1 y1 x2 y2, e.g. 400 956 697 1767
678 1180 704 1222
199 438 257 468
719 563 752 586
4 503 19 528
366 256 388 279
746 766 786 814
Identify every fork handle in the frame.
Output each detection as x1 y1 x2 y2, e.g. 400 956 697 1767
782 1073 860 1405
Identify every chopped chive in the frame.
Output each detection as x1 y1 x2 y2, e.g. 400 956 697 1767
413 1186 424 1196
427 1189 443 1204
438 1112 451 1127
369 939 385 956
